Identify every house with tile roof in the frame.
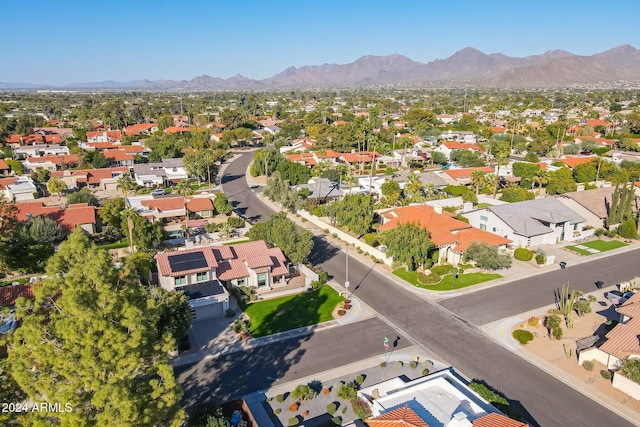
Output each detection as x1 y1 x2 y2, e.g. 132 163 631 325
23 154 79 172
556 186 639 229
138 195 214 223
51 167 130 191
462 198 588 248
377 204 511 265
360 368 528 427
86 130 123 143
558 155 597 169
434 141 483 160
124 123 158 136
103 149 134 167
441 167 494 186
14 201 100 234
1 283 35 336
0 159 10 176
155 240 289 319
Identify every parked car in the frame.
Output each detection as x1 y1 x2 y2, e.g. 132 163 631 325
623 291 635 300
606 290 625 305
150 188 165 196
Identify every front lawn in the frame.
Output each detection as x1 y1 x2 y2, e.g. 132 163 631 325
393 268 501 291
243 286 344 337
566 239 627 255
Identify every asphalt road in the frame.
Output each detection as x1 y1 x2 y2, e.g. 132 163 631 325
439 249 640 325
217 151 637 427
175 317 411 405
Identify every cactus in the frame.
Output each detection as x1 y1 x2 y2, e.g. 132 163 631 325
556 282 577 329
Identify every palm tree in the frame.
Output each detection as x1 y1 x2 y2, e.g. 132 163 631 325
116 174 136 198
175 179 194 197
531 170 549 196
470 169 486 196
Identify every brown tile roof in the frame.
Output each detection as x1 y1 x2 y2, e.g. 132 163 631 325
0 177 19 190
339 151 380 164
165 126 193 134
26 154 79 165
51 167 129 184
267 248 289 276
216 258 249 281
124 123 157 135
87 142 118 150
560 187 619 219
103 150 134 162
0 159 11 171
442 141 483 152
367 404 428 427
599 315 640 361
443 167 493 180
58 203 98 232
472 413 528 427
452 227 512 252
616 292 640 321
186 197 213 213
0 283 34 307
141 197 185 212
14 201 61 221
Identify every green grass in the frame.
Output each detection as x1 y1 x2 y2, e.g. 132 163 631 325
243 286 344 337
393 268 501 291
0 277 30 287
566 239 627 255
222 239 250 245
98 239 130 250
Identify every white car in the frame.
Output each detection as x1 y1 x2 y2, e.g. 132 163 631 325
150 188 165 196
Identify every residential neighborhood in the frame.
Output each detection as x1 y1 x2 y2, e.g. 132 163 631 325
2 53 640 427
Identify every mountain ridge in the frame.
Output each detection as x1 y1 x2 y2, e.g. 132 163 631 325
3 45 639 90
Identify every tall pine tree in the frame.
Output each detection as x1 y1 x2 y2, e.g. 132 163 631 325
8 229 186 426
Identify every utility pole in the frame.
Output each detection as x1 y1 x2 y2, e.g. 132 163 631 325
345 244 350 297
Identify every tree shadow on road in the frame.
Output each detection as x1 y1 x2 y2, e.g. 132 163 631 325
307 236 340 266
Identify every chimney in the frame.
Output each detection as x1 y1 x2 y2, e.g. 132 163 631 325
434 204 443 215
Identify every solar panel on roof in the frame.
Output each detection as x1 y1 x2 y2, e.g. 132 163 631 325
167 252 208 273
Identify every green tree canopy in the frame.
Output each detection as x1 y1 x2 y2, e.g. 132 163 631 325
334 194 374 236
463 242 512 270
546 167 577 195
499 187 535 203
65 187 99 207
246 212 313 265
8 229 186 426
213 192 233 216
379 222 433 271
47 177 67 196
99 197 127 231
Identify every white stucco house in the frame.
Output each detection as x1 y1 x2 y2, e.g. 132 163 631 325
462 198 588 248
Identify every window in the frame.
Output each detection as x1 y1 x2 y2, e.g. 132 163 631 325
237 278 246 287
573 223 579 231
480 224 487 231
492 227 497 232
174 276 186 286
196 272 208 282
257 273 268 288
480 215 488 222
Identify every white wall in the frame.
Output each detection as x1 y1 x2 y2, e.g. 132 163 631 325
613 371 640 400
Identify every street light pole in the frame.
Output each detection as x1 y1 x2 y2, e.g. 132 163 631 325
345 244 350 297
451 268 459 290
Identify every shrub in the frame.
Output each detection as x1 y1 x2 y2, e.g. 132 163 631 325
276 394 285 403
512 329 534 345
582 360 594 372
621 358 640 384
227 216 245 228
395 361 403 368
595 228 607 237
422 368 430 376
574 300 592 317
274 408 281 415
301 410 309 417
291 384 315 401
224 308 236 318
528 317 539 327
363 233 378 247
326 403 337 415
535 254 545 265
332 417 342 425
431 264 454 275
469 382 509 406
618 217 638 239
351 398 372 420
551 326 563 340
417 272 441 285
288 402 299 412
410 361 418 369
288 417 299 426
355 375 365 385
601 370 612 380
322 387 330 396
336 382 357 401
379 362 387 368
514 247 534 261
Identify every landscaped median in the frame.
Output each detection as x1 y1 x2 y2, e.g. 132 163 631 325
242 286 344 337
565 239 627 256
393 268 501 291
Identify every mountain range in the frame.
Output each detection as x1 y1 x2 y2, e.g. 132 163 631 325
2 45 639 90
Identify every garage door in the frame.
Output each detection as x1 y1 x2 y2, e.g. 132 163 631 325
192 303 224 320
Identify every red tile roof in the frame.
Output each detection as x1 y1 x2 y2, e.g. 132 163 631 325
0 177 19 190
165 126 193 134
141 197 185 212
5 134 22 144
442 141 483 152
444 167 494 180
51 167 129 184
155 247 219 277
58 203 98 232
559 156 597 169
87 142 118 150
367 404 428 427
339 151 380 164
0 159 10 171
186 197 213 213
26 154 79 165
14 201 61 221
43 134 61 143
378 205 510 252
287 153 317 166
103 150 134 162
472 413 528 427
0 283 34 307
216 259 249 281
124 123 158 135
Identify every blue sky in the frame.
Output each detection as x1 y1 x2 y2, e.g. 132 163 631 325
2 0 638 85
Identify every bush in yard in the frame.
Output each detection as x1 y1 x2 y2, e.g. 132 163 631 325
336 382 357 401
595 228 606 237
422 368 430 376
227 217 245 228
512 329 534 345
469 382 509 406
301 410 309 417
355 374 365 385
410 361 418 369
582 360 594 371
463 242 512 270
351 398 372 420
535 254 545 265
288 417 299 426
363 233 378 247
546 314 563 340
621 358 640 384
395 361 403 368
417 272 441 285
431 264 454 275
332 417 342 425
601 370 612 380
379 362 387 368
528 317 539 327
274 408 281 415
618 217 638 239
322 387 330 396
224 308 236 318
291 384 315 401
574 300 592 317
276 394 285 403
326 403 337 415
514 247 533 261
288 402 299 412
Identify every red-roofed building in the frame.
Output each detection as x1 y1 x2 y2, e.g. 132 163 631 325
103 150 134 167
378 204 510 265
367 404 428 427
559 155 597 169
472 413 528 427
86 130 123 143
339 151 380 165
140 195 214 223
124 123 158 136
0 283 34 308
51 167 129 191
23 154 79 172
165 126 194 134
434 141 484 160
442 167 494 185
14 201 99 234
155 240 290 319
0 159 10 176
